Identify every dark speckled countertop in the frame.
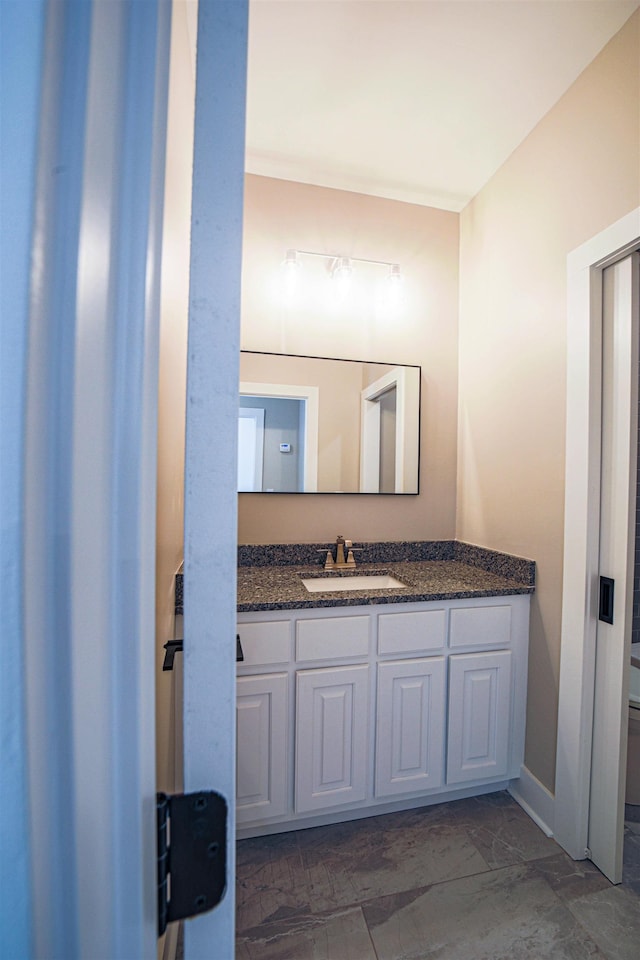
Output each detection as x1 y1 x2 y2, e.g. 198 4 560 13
235 541 535 613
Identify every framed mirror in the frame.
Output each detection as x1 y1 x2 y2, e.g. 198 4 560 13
238 351 420 494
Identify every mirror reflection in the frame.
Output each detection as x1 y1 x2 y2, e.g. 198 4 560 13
238 351 420 494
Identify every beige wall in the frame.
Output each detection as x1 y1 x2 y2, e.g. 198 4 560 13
239 175 460 542
155 2 194 793
457 11 640 792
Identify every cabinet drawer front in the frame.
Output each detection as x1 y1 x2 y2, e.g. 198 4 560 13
237 620 291 666
449 604 512 649
296 615 370 662
378 609 446 655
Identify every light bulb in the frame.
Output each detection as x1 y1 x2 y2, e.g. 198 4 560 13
331 256 353 301
382 263 404 314
280 249 300 301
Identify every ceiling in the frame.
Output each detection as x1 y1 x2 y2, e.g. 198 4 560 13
245 0 639 211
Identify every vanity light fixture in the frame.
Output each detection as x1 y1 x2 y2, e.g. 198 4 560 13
280 249 404 309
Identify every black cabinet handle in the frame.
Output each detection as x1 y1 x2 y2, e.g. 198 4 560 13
163 639 183 671
236 634 244 662
599 576 615 624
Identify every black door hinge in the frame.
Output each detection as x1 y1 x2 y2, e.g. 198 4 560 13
157 791 227 937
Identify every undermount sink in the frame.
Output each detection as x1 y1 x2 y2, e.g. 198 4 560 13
301 574 407 593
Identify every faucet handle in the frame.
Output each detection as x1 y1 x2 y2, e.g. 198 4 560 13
317 549 335 570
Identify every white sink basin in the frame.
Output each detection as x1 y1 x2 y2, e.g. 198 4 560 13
302 574 407 593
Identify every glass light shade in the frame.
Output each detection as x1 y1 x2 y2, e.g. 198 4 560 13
331 256 353 300
280 249 300 300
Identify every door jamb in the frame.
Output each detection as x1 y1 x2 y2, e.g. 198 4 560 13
555 207 640 860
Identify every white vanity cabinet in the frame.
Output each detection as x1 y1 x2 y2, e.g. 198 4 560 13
236 593 530 837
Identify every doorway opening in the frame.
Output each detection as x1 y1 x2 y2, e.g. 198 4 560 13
555 208 640 884
238 397 305 492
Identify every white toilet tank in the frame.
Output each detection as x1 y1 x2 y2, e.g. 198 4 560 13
628 647 640 805
630 657 640 708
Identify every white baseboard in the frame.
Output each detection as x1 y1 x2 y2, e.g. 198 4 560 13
509 765 555 837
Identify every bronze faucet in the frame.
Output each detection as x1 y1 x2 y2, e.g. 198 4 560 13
323 535 357 571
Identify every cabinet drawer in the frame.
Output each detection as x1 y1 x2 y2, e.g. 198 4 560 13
237 620 291 666
296 615 370 662
449 604 512 649
378 609 446 655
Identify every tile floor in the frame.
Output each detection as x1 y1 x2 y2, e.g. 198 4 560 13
235 793 640 960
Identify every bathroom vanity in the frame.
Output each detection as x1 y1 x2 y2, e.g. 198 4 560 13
235 542 534 838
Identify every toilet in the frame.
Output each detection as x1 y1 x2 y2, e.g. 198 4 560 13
627 643 640 805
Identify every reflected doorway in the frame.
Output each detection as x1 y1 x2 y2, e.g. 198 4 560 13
238 397 305 492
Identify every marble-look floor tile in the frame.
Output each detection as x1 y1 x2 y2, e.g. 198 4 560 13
237 830 299 868
623 827 640 878
236 905 378 960
297 805 490 913
450 790 560 868
624 803 640 825
236 832 311 932
622 827 640 895
567 885 640 960
363 862 607 960
531 851 612 902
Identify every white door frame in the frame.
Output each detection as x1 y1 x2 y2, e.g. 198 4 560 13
555 206 640 861
588 255 639 882
360 366 420 493
182 1 248 957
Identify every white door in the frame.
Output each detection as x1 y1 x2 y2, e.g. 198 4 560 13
588 253 640 882
3 1 172 955
182 1 248 957
295 665 369 813
375 658 446 797
446 650 512 784
236 673 288 824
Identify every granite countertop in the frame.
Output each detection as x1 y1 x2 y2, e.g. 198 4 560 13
236 541 535 612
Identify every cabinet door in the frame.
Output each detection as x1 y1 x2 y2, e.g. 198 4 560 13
236 672 288 824
295 664 369 813
375 658 445 798
447 650 512 784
